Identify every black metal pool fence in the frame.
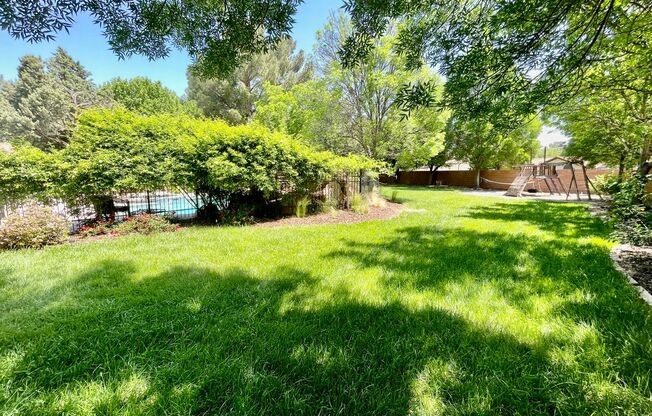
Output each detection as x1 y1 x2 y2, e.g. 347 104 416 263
0 172 378 232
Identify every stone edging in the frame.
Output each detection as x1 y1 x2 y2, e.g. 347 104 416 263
610 245 652 307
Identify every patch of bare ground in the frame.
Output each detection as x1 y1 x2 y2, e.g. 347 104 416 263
254 201 404 228
611 244 652 306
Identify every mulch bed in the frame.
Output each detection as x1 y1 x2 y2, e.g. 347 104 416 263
611 244 652 298
254 202 404 228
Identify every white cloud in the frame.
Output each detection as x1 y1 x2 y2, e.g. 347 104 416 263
538 125 568 146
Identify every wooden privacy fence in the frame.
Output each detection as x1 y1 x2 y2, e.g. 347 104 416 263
381 168 613 192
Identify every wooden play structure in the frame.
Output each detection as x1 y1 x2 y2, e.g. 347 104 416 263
505 158 602 200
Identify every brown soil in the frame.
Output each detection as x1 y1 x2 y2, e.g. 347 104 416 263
254 202 404 228
611 245 652 296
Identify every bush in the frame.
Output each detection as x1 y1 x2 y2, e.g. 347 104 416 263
1 109 380 222
0 206 68 250
78 219 115 237
351 195 369 214
0 145 61 205
295 197 309 218
79 214 178 238
113 213 178 235
606 174 652 246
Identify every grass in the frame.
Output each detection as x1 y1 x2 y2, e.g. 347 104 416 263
0 187 651 415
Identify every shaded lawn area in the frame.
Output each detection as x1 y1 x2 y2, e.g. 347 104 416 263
1 187 650 415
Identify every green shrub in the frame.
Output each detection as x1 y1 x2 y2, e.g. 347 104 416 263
78 219 115 237
592 173 623 196
218 207 256 226
295 197 309 218
0 145 61 205
79 214 178 238
390 190 401 203
113 213 178 235
317 198 338 214
606 174 652 246
0 206 68 250
351 195 369 214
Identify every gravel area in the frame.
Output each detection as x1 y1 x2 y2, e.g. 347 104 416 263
611 244 652 305
254 202 404 228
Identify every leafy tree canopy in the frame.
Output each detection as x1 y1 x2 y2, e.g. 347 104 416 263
339 0 650 127
446 116 541 187
313 12 449 162
547 90 645 176
0 0 302 78
100 77 199 116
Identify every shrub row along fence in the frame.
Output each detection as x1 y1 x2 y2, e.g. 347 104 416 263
0 171 378 232
381 168 612 192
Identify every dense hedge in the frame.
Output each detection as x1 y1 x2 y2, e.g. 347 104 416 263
0 145 59 204
1 109 378 216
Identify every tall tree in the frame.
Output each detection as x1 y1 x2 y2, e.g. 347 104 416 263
0 49 104 149
0 55 72 148
48 47 99 110
313 12 448 161
446 117 541 188
254 80 348 153
186 38 312 124
100 77 199 116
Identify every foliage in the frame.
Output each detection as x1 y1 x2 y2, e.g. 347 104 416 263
217 207 257 226
535 140 567 159
78 219 116 237
340 1 650 128
79 214 179 238
187 38 312 124
446 116 542 187
0 48 106 149
311 13 449 161
59 109 174 205
254 80 345 151
0 205 68 250
100 77 199 116
548 89 644 175
0 144 60 204
49 109 376 218
295 197 309 218
113 213 178 235
1 188 650 413
350 194 369 214
606 174 652 246
0 0 302 79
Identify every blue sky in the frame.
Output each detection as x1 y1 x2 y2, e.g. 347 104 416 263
0 1 344 96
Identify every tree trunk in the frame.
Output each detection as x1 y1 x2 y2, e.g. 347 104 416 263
639 138 651 175
475 169 481 189
618 154 625 181
428 165 437 186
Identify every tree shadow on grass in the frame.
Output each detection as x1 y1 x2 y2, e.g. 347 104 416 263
462 200 610 239
324 224 652 409
2 252 651 414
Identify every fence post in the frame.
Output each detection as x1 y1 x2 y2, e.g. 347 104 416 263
359 170 363 193
146 191 151 213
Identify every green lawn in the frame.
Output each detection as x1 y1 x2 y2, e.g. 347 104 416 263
1 187 651 415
